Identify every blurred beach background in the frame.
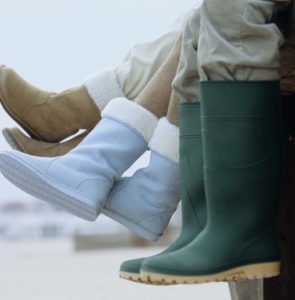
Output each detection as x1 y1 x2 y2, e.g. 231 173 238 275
0 1 231 299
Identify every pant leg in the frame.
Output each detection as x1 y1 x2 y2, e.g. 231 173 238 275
84 6 197 111
197 0 284 81
115 7 198 100
172 7 201 104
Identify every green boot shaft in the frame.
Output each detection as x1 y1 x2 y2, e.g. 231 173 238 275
141 81 284 281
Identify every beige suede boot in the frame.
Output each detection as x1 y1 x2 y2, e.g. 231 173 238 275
3 127 87 157
0 65 123 143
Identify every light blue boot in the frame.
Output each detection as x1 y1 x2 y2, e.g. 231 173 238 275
0 98 158 221
103 117 180 241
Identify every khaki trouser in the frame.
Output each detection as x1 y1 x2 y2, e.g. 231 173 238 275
115 0 284 116
114 5 200 100
173 0 284 104
198 0 284 81
173 8 201 103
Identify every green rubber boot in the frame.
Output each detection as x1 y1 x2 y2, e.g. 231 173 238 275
119 102 207 283
141 81 284 285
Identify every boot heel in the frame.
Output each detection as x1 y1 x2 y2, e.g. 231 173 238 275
230 261 281 280
2 128 24 152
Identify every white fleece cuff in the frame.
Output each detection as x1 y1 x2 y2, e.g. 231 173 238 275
149 117 179 163
84 69 125 111
102 97 158 142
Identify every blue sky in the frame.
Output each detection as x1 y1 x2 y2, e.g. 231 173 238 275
0 1 197 200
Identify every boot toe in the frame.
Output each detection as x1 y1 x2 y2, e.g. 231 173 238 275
0 150 100 221
120 258 144 274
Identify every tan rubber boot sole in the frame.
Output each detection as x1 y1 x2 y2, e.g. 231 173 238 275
119 272 148 284
140 262 280 286
3 127 87 157
3 128 27 152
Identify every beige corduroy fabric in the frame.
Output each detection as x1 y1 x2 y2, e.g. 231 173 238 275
167 91 180 127
135 35 182 118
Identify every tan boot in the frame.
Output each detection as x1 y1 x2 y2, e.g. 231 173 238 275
0 65 101 142
3 127 87 157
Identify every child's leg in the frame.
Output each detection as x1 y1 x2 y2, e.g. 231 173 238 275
0 30 184 225
3 34 182 156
